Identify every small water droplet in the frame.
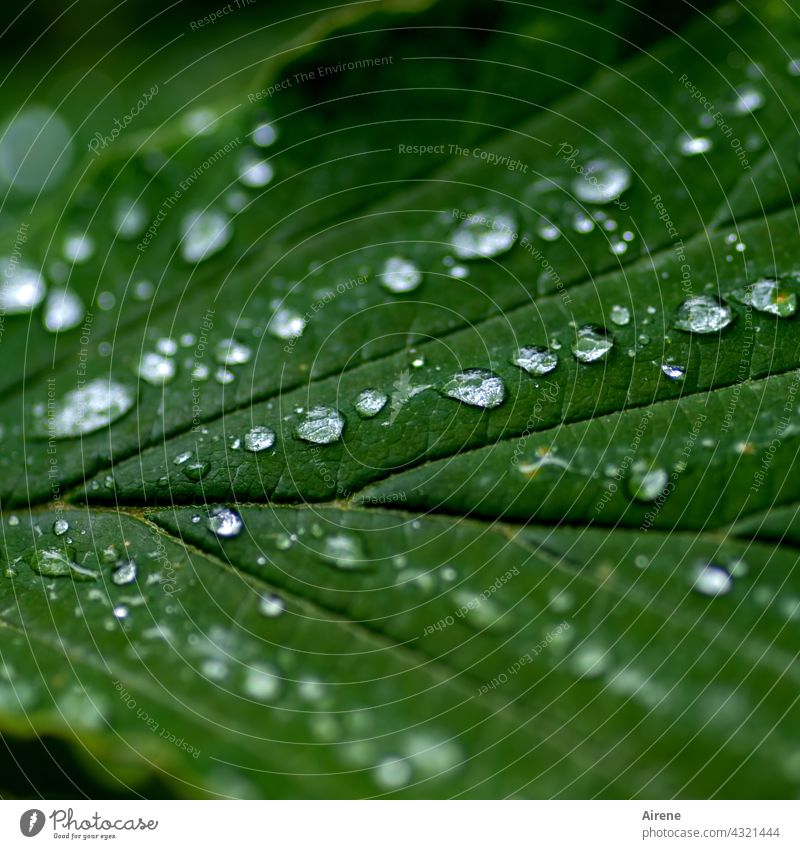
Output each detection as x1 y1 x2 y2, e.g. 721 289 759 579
609 305 631 326
441 368 505 408
572 159 631 204
237 151 274 188
252 121 278 147
0 261 46 314
374 755 412 790
113 196 148 239
511 346 558 376
207 506 243 538
628 461 669 502
318 533 367 569
731 84 764 115
214 338 252 365
63 231 94 264
451 210 516 259
53 519 69 536
678 134 713 156
380 256 422 293
571 325 614 363
257 594 284 618
137 351 177 385
691 562 733 597
173 450 193 466
570 643 611 679
43 288 84 333
267 305 306 340
180 209 233 263
660 363 686 380
731 279 796 317
244 426 275 452
354 389 388 418
294 405 345 444
674 296 734 333
111 560 138 586
184 460 211 481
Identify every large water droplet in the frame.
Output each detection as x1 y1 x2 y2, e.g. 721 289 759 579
43 288 84 332
137 352 177 385
609 305 631 326
511 346 558 376
244 426 275 452
294 405 345 444
731 279 796 318
354 389 388 418
28 546 98 581
571 325 614 363
572 159 631 204
32 379 136 438
0 260 46 314
660 363 686 381
441 369 505 408
180 209 233 263
374 756 412 790
267 306 306 340
451 210 516 259
731 85 764 115
673 296 734 333
207 506 244 538
380 256 422 293
691 562 733 597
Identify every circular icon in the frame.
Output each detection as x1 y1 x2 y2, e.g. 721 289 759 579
19 809 46 837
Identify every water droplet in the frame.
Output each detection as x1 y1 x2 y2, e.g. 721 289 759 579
571 325 614 363
111 560 138 586
607 304 631 327
380 256 422 293
536 218 561 241
32 379 136 438
155 337 178 357
401 733 462 777
0 107 72 195
441 369 505 409
243 663 282 701
237 151 274 188
788 58 800 77
136 352 176 385
244 426 275 452
570 643 611 679
660 363 686 380
674 296 734 333
354 389 388 418
173 450 193 466
572 159 631 204
184 460 211 481
180 209 233 263
43 288 84 332
63 232 94 264
53 519 69 536
252 121 278 147
318 533 367 569
207 506 243 538
28 546 98 581
214 338 252 365
731 279 796 317
191 363 210 381
453 589 506 631
511 346 558 376
678 134 713 156
572 211 595 234
294 405 345 444
113 196 147 239
628 461 669 502
731 84 764 115
0 260 46 314
451 210 516 259
691 562 733 597
214 367 235 385
267 306 306 340
374 755 411 790
257 594 284 618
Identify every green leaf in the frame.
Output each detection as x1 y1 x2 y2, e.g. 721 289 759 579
2 0 800 798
